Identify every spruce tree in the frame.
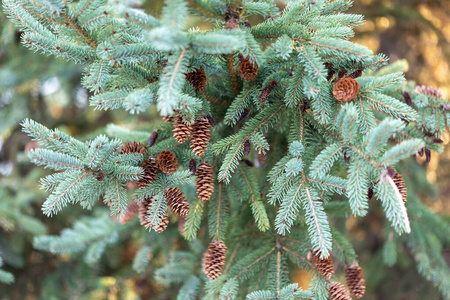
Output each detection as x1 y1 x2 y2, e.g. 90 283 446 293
2 0 450 299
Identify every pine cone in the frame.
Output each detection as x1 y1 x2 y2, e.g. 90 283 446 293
96 171 105 181
238 109 249 122
349 69 362 79
172 115 192 144
190 116 211 157
186 66 207 93
345 265 366 298
312 250 335 279
137 157 158 188
162 115 174 123
238 55 259 81
202 240 227 280
195 162 214 201
244 139 251 156
119 201 139 224
154 212 169 233
205 115 215 127
414 85 443 99
120 141 147 155
387 167 407 202
156 150 178 175
425 147 431 162
148 130 158 147
165 187 190 217
329 282 352 300
189 158 197 175
138 197 169 233
259 80 277 104
332 77 360 102
403 91 412 106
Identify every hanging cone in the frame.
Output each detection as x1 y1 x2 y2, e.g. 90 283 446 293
205 115 215 127
190 116 211 157
172 114 192 144
332 77 360 102
244 139 251 156
348 69 362 79
137 157 158 188
120 141 147 155
312 250 335 279
96 171 105 181
202 240 227 280
162 115 174 123
345 265 366 298
238 55 259 81
154 212 169 233
156 150 178 175
338 70 347 78
403 91 412 105
138 196 169 233
186 66 207 93
259 80 277 104
148 130 158 147
328 282 352 300
414 85 443 98
189 158 197 175
195 162 214 201
387 167 407 202
165 187 190 217
119 201 139 224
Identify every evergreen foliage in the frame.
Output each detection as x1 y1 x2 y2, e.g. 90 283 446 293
1 0 450 298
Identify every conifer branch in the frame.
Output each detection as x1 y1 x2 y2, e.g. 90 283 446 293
232 246 275 280
227 54 240 96
60 13 98 48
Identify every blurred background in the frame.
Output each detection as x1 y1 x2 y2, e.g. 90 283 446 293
0 0 449 299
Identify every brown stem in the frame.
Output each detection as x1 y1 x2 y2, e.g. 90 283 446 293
227 54 240 96
60 13 97 48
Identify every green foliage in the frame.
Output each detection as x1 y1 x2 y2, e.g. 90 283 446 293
1 0 450 299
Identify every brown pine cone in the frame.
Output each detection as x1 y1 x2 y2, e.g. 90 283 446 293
329 282 352 300
238 55 259 81
162 115 174 123
312 250 335 279
403 91 412 106
332 77 360 102
387 167 407 202
173 115 192 144
190 116 211 157
156 150 178 175
165 187 190 217
345 265 366 298
195 162 214 201
349 69 362 79
189 158 197 175
154 212 169 233
137 157 158 188
148 130 158 147
414 85 443 98
202 240 227 280
258 80 277 104
244 139 251 156
120 141 147 155
186 66 207 93
138 196 169 233
96 171 105 181
118 201 139 224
